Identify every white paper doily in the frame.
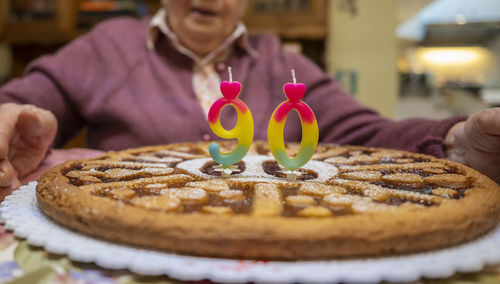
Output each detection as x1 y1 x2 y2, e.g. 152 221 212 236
1 182 500 284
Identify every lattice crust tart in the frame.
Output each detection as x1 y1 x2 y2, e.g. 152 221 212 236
36 141 500 259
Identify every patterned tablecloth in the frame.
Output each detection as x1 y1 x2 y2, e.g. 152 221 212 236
0 149 499 284
0 224 499 284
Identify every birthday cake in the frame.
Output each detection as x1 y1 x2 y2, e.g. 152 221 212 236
36 141 500 259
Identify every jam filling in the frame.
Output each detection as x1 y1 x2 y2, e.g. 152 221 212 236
262 160 317 181
69 178 94 186
62 164 83 175
201 161 246 176
95 166 112 172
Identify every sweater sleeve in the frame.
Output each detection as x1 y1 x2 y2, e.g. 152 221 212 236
0 59 85 147
274 52 466 158
0 17 144 147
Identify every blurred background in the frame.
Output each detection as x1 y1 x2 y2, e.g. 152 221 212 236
1 0 499 123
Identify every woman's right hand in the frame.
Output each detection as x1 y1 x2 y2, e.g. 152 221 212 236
0 103 57 200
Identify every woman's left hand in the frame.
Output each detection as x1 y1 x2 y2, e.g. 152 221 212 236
445 108 500 183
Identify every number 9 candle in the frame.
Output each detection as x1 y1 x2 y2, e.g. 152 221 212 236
267 70 318 175
208 67 254 172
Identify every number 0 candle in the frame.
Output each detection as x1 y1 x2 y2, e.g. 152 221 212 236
208 67 254 172
268 70 318 174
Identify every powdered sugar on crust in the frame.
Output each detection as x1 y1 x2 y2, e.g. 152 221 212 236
177 155 338 183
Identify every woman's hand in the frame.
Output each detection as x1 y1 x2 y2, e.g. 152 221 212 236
445 108 500 183
0 103 57 200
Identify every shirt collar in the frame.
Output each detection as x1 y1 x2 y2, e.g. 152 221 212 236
147 8 259 67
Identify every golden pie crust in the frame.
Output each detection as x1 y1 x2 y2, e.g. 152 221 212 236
36 141 500 259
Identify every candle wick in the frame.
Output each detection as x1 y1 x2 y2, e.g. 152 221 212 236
291 69 296 84
228 66 233 82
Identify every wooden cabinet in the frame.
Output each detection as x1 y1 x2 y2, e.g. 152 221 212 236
243 0 328 40
0 0 327 68
1 0 327 44
0 0 161 44
0 0 77 44
0 1 7 36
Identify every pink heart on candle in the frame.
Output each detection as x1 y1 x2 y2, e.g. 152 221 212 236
284 83 306 102
220 81 242 100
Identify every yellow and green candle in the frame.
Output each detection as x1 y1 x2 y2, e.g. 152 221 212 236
268 70 319 173
207 67 254 171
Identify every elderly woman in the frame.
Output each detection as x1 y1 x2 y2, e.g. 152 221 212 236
0 0 499 197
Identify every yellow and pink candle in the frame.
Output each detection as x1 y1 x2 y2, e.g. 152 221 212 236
208 67 254 171
268 70 318 175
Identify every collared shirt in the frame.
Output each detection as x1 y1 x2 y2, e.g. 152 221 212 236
147 8 258 117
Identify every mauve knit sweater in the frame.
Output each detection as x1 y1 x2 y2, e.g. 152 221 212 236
0 16 465 157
